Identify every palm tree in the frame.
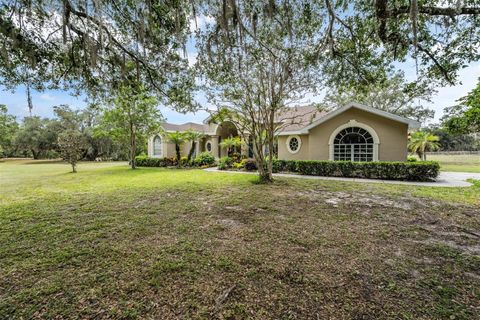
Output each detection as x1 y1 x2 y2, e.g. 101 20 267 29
184 129 204 162
219 136 242 156
408 131 441 161
167 131 185 165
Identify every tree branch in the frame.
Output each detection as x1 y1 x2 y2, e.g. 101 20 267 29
390 6 480 17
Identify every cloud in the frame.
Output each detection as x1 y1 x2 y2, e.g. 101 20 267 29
39 93 55 101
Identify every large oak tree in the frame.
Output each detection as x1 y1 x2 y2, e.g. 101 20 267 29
0 0 196 109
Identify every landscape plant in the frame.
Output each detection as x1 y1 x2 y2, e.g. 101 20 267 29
218 156 233 170
57 130 86 173
219 137 242 157
197 1 325 183
167 131 186 165
135 152 216 168
273 160 440 182
193 152 216 167
184 130 205 163
408 131 441 161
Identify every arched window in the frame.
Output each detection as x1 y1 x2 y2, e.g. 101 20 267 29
333 127 374 162
153 135 162 157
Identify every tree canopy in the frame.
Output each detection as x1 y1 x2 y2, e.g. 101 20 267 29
322 0 480 89
101 83 162 168
3 1 479 98
442 78 480 134
322 73 435 122
0 104 18 156
0 0 196 109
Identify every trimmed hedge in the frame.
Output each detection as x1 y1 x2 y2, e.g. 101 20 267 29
135 155 177 167
136 154 439 181
271 160 440 181
135 152 216 168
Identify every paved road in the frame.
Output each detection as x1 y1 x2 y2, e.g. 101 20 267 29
205 168 480 187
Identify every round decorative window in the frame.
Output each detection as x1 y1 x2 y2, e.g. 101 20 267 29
206 141 212 152
286 135 301 154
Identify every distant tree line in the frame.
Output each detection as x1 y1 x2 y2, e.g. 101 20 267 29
0 104 136 161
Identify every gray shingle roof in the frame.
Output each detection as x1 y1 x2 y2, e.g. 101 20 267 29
160 105 327 134
277 105 328 132
161 122 208 132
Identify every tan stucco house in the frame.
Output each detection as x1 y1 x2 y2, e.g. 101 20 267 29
148 102 420 162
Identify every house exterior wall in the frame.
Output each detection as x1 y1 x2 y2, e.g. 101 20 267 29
278 135 310 160
147 134 192 159
148 107 411 162
148 135 166 158
164 141 191 158
278 108 409 161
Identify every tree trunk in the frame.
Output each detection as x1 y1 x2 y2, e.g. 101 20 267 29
72 162 77 173
267 129 274 181
130 124 136 169
257 160 273 183
175 144 181 166
187 141 196 162
253 139 273 183
31 149 39 160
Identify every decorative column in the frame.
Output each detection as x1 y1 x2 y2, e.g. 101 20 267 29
211 135 220 159
195 139 201 156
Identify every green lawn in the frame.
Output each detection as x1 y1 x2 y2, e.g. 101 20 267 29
427 153 480 173
1 160 479 319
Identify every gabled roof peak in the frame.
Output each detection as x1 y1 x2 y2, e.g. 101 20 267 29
278 101 421 135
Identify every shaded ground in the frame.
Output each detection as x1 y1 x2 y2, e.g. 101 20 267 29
0 160 479 319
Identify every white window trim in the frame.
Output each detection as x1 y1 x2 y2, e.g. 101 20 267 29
286 135 302 154
205 141 212 153
328 120 380 161
151 135 164 158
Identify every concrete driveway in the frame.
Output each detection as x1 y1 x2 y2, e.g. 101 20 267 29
205 168 480 187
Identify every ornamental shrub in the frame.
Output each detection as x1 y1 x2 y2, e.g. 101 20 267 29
193 152 216 167
135 156 177 167
230 152 243 163
136 153 216 168
271 159 297 173
218 156 233 170
243 158 257 171
271 159 439 181
233 161 244 170
180 156 189 166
